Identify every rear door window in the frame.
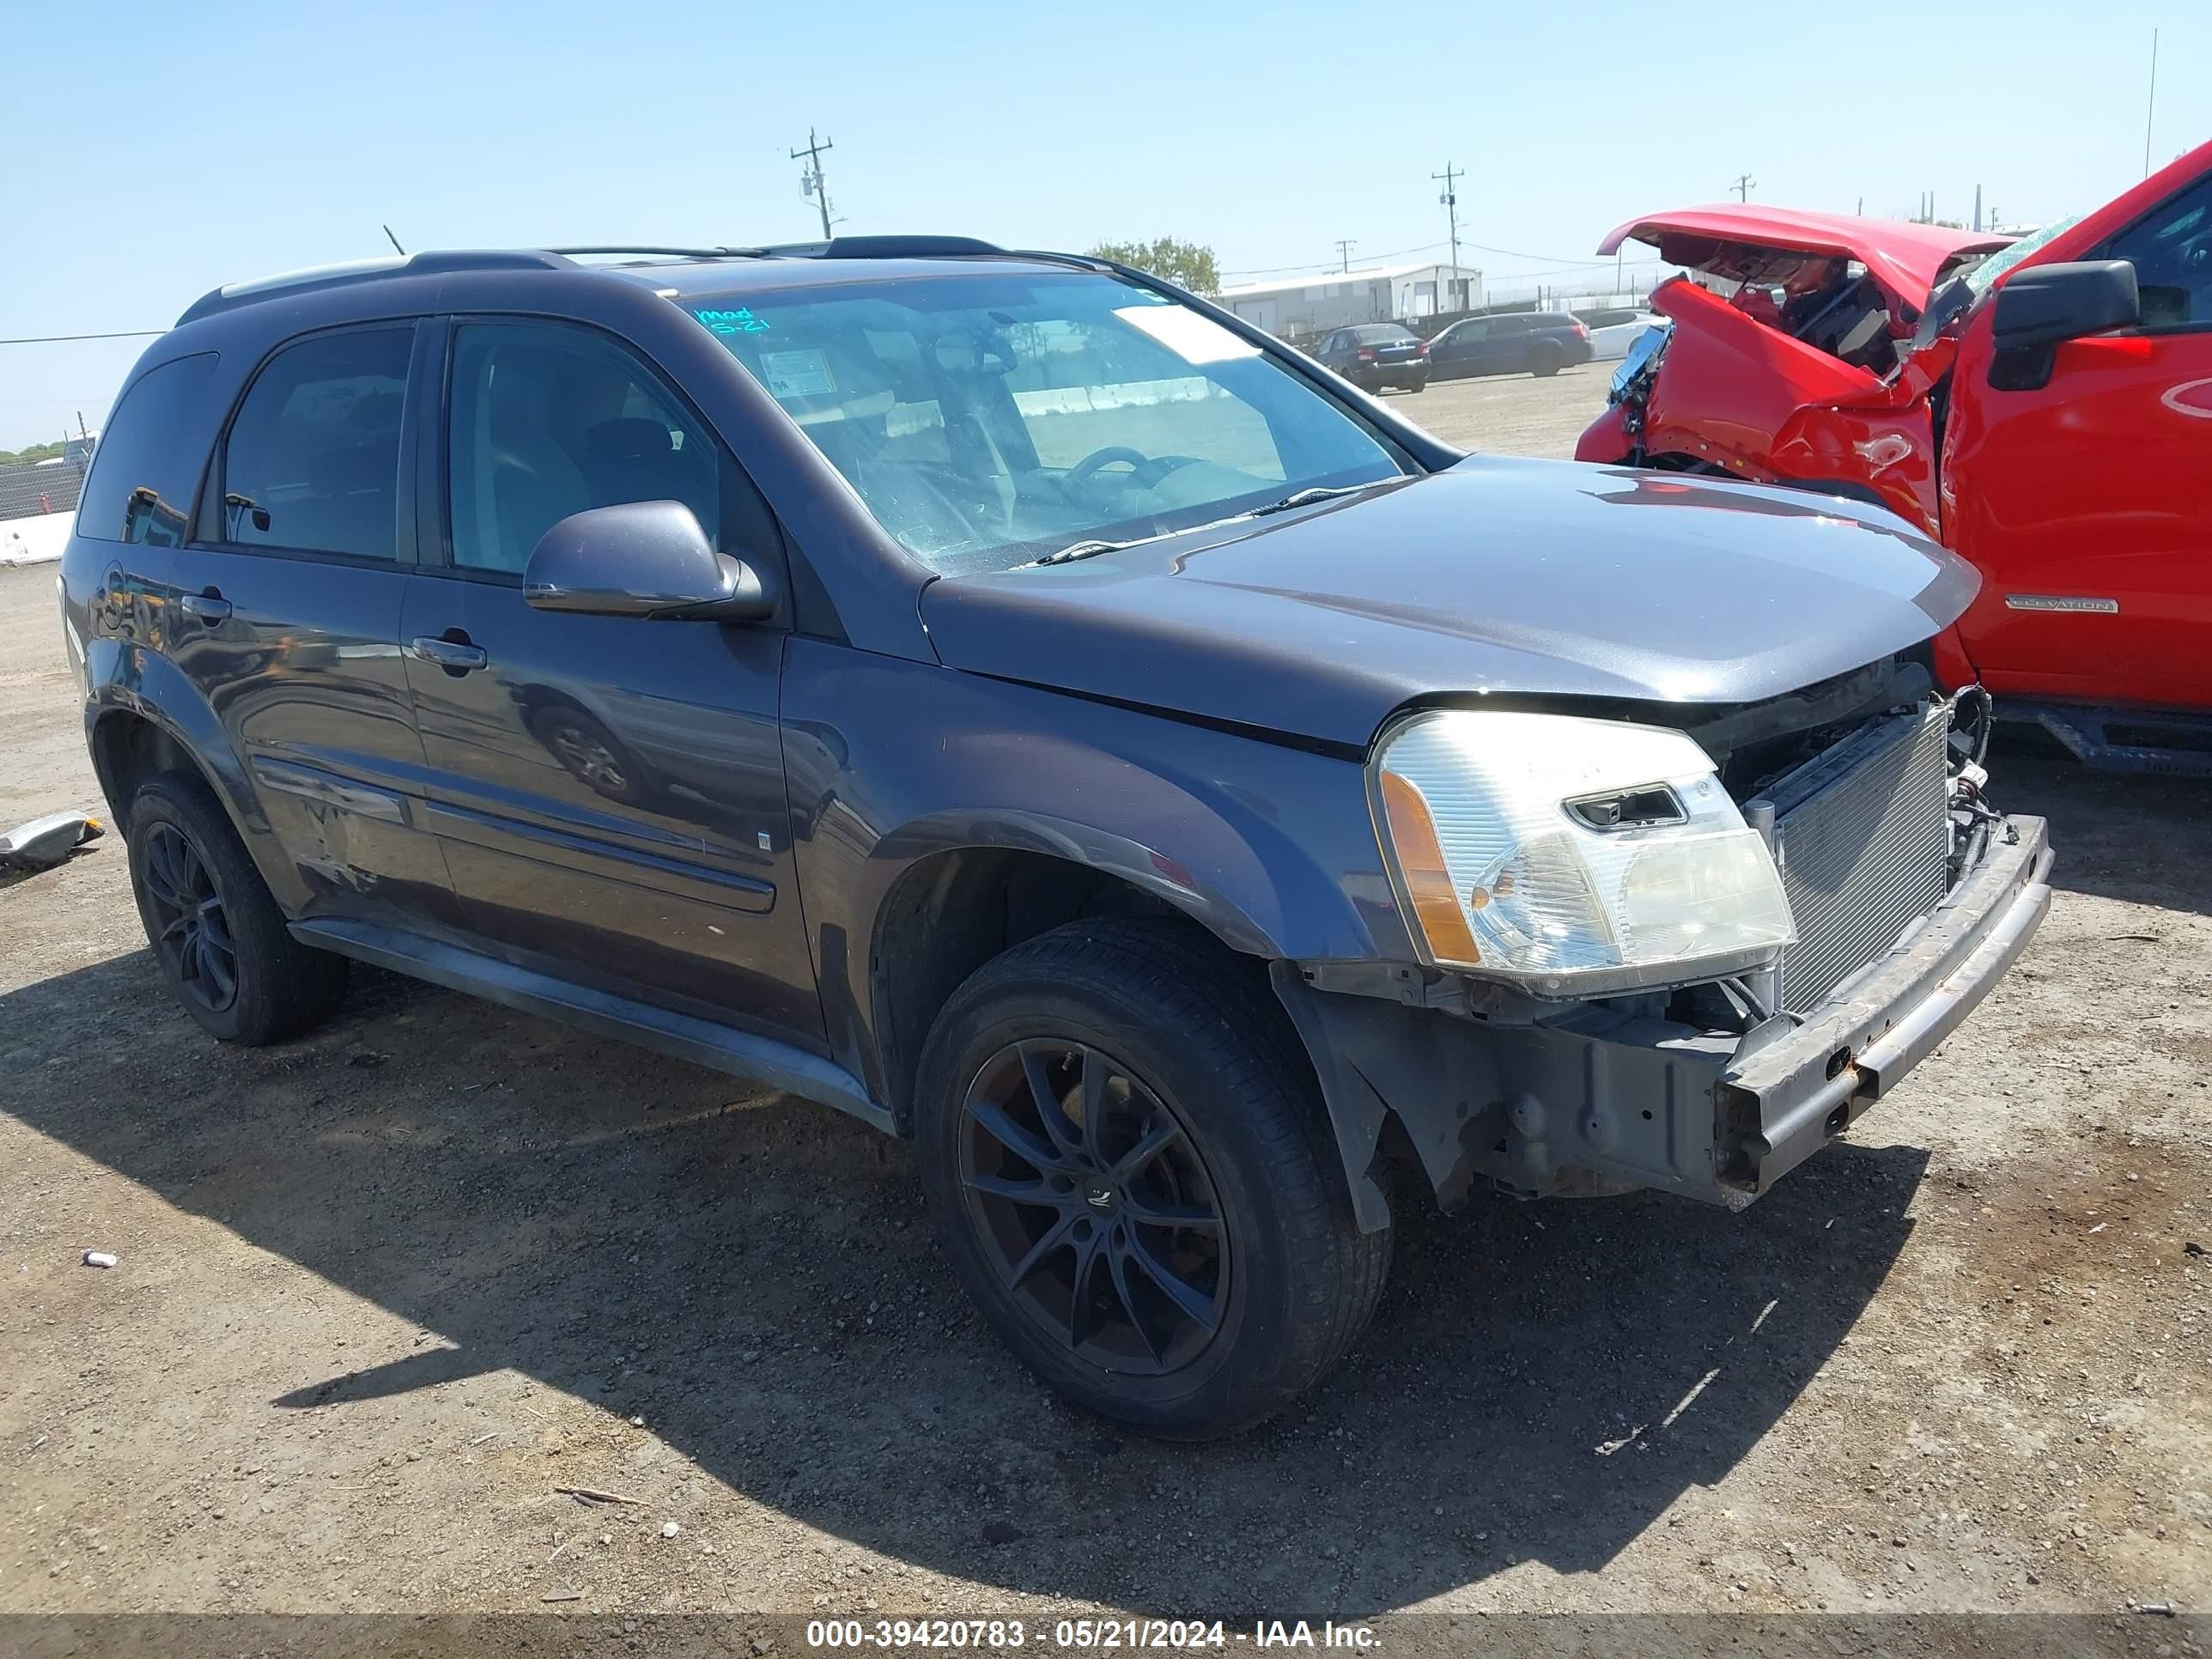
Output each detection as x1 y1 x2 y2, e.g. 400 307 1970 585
218 329 411 559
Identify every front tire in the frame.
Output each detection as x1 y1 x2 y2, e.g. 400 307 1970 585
126 770 348 1045
914 918 1390 1439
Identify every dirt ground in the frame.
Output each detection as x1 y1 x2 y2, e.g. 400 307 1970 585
1380 359 1615 457
3 370 2208 1648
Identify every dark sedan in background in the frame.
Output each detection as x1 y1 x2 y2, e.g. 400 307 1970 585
1426 310 1595 379
1312 323 1428 393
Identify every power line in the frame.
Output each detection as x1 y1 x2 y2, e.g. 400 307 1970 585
1458 235 1628 264
1222 241 1441 277
2 330 165 346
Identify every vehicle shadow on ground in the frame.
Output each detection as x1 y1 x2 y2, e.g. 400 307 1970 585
3 946 1933 1616
1995 732 2212 916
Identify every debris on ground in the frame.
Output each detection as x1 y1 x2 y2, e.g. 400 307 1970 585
81 1251 117 1269
554 1486 641 1507
0 811 101 872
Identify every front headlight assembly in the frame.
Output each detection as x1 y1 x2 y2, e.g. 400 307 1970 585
1371 709 1795 997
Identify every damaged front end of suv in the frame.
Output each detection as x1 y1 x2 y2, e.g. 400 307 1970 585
1276 653 2050 1222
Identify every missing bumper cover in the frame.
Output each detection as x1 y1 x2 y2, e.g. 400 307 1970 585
1278 815 2051 1221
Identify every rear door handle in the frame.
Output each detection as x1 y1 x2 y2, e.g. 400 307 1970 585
178 592 232 625
406 635 489 673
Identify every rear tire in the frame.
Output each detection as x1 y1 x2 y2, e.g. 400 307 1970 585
914 918 1390 1439
1528 343 1565 377
126 770 348 1045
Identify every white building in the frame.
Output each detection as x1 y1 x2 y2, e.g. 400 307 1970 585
1217 261 1483 339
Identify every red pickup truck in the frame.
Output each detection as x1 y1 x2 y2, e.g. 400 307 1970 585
1577 139 2212 774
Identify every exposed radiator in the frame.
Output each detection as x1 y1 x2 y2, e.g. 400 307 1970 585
1759 701 1952 1012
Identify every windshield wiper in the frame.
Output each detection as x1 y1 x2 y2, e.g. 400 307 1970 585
1023 483 1387 569
1247 483 1382 517
1027 536 1143 568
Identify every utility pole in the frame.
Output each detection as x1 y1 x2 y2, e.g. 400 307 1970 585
791 128 836 240
1730 173 1755 202
1334 238 1357 273
1973 185 1982 233
1431 161 1462 307
2144 28 2159 178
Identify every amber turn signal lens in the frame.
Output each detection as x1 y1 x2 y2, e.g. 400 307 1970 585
1378 771 1480 965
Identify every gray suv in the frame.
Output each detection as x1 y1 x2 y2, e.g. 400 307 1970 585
1425 310 1595 379
59 236 2051 1437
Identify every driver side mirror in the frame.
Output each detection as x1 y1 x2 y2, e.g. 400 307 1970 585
1989 260 2139 391
522 501 775 623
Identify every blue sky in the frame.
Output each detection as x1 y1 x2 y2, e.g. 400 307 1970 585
4 0 2205 448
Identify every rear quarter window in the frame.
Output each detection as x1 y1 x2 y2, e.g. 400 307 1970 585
74 352 222 545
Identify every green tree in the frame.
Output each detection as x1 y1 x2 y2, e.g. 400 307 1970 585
0 440 66 467
1086 238 1220 297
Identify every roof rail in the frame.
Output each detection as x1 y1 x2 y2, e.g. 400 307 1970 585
544 246 770 260
175 250 573 326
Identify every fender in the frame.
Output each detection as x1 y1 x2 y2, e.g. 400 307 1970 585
779 637 1415 1109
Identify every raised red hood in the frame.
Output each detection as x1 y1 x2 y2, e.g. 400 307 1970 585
1598 205 2011 308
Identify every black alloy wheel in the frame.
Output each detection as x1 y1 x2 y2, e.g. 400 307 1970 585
915 918 1393 1438
959 1038 1229 1376
125 769 349 1045
137 821 238 1013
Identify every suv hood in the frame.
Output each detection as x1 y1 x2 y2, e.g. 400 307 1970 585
921 458 1980 750
1598 205 2011 310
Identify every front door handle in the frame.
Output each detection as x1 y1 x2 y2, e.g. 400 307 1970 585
178 591 232 625
406 635 489 674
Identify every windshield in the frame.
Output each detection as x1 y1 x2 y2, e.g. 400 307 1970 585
686 270 1408 574
1350 325 1416 343
1961 215 2082 295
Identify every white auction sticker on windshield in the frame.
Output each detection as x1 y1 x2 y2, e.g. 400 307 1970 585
1113 305 1261 365
759 349 836 398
